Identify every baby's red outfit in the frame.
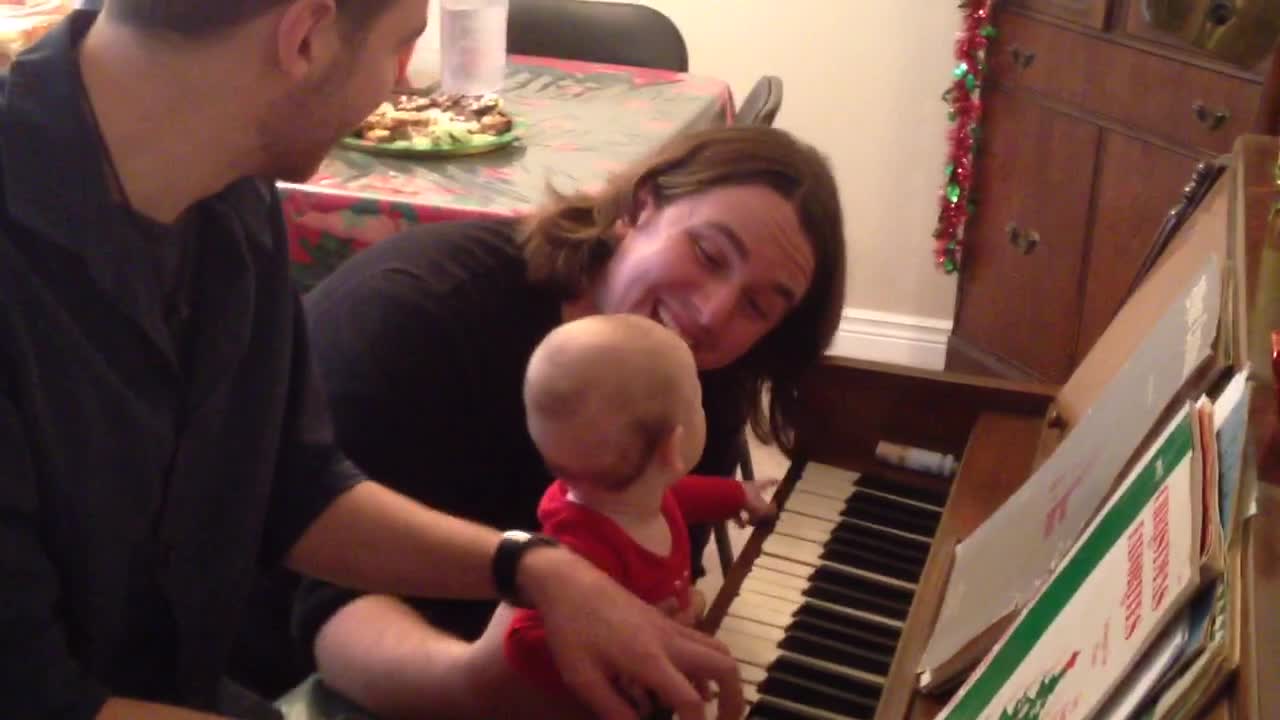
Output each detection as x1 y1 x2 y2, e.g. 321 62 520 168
504 474 748 694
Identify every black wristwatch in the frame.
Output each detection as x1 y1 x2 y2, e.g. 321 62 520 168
492 530 560 607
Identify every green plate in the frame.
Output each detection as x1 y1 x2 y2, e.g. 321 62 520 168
339 128 519 159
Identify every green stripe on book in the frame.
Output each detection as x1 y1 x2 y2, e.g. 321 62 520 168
945 416 1193 718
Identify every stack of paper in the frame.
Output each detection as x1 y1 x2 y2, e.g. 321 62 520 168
933 407 1205 720
918 257 1223 691
927 366 1251 720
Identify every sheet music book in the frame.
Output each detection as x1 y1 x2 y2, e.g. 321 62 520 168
918 256 1221 690
1091 607 1190 720
1209 370 1249 545
933 407 1204 720
1137 555 1237 720
1128 579 1220 720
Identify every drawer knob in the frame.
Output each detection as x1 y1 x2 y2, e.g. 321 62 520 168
1010 46 1037 69
1006 222 1041 255
1192 102 1230 131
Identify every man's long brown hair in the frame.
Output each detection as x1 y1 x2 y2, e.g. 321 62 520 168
519 125 847 454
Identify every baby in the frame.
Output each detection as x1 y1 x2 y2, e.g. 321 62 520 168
501 314 776 710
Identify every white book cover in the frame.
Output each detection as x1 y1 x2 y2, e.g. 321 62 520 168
934 407 1203 720
920 257 1219 681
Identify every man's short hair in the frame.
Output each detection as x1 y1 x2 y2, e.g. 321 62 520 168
106 0 396 38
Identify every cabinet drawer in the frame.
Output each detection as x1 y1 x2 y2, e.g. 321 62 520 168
989 12 1093 105
1006 0 1110 29
991 12 1261 154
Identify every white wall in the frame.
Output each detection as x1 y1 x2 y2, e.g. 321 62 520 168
419 1 965 365
608 1 963 366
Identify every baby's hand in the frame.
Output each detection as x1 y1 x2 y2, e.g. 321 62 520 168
656 589 705 627
737 478 780 527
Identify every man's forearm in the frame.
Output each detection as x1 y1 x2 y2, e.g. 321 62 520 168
98 698 224 719
287 481 503 599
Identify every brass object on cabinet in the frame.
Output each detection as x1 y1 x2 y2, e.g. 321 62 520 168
1143 0 1280 66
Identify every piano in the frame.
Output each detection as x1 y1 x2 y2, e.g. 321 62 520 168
701 135 1280 720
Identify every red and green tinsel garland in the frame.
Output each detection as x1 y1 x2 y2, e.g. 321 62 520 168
934 0 997 274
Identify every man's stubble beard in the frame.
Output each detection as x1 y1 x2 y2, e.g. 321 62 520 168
256 50 364 182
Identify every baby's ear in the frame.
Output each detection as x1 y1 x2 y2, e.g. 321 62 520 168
657 424 686 474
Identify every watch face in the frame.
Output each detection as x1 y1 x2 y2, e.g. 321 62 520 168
504 530 533 542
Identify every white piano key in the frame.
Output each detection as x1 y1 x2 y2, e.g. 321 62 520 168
745 566 812 593
728 591 800 628
762 534 918 593
741 663 767 686
720 615 787 644
719 628 782 669
794 465 857 501
782 491 845 522
762 533 825 566
774 511 837 544
741 576 804 605
754 553 818 580
734 588 805 614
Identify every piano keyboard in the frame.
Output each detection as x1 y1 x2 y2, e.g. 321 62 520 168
714 463 948 720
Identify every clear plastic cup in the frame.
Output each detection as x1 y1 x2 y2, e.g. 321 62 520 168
440 0 508 96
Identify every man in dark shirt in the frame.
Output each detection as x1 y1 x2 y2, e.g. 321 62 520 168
0 3 741 720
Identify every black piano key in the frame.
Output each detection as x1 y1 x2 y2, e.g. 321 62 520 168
747 699 837 720
766 655 881 708
795 602 900 648
757 674 875 719
828 520 932 564
845 491 941 536
787 616 894 675
820 535 927 584
805 566 912 620
856 474 950 509
842 495 940 538
856 487 944 522
825 536 928 583
782 627 893 677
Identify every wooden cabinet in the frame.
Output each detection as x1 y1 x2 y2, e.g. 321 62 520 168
954 91 1098 382
948 0 1269 382
1008 0 1107 29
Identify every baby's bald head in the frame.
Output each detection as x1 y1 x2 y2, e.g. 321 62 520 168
524 315 704 491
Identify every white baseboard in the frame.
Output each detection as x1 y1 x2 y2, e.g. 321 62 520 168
826 307 952 371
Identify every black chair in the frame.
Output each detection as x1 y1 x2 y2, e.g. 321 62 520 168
735 75 783 127
507 0 689 72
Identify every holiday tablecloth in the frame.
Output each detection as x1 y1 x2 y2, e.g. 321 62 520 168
279 55 733 290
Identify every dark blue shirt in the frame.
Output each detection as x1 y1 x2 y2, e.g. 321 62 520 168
0 11 360 717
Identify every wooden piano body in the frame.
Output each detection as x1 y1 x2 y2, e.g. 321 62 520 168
704 136 1280 720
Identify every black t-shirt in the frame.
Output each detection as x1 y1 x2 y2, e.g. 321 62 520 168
127 207 201 373
112 206 200 698
295 218 747 647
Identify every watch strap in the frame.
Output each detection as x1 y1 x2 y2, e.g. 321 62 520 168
492 531 559 607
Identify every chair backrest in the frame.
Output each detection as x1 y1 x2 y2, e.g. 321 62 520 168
507 0 689 72
735 75 783 127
